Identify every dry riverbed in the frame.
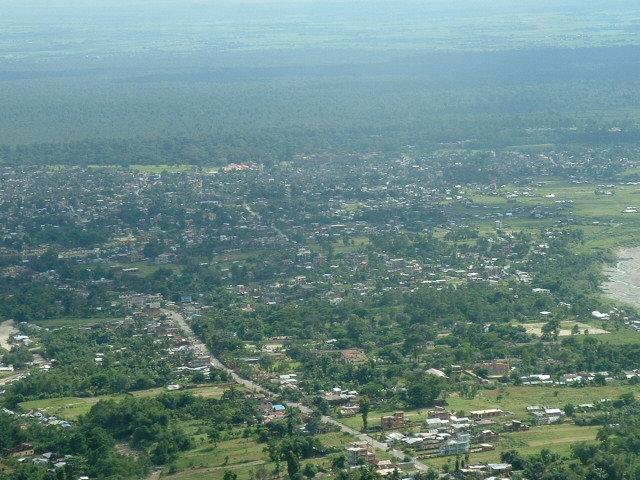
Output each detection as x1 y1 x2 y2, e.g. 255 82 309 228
602 247 640 309
0 319 18 351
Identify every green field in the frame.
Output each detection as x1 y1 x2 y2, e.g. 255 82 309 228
163 430 354 480
18 384 237 419
447 385 638 420
340 385 638 432
422 424 600 468
19 395 116 419
469 181 640 249
111 262 184 277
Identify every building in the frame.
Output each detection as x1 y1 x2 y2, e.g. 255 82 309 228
347 442 376 465
340 349 368 364
476 429 499 443
487 463 513 476
475 360 511 376
531 407 564 425
469 408 503 420
440 432 470 455
503 420 529 432
11 443 35 457
339 405 360 417
381 411 405 429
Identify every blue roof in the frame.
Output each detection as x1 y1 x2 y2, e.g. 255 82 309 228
273 404 286 411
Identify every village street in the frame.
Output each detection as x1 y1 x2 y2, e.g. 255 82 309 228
161 309 430 472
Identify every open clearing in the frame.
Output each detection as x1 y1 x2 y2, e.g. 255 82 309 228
18 384 236 419
163 430 353 480
520 321 609 337
341 385 638 431
0 319 18 350
602 246 640 309
423 424 600 468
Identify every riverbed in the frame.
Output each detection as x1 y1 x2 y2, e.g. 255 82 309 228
0 319 18 351
602 247 640 309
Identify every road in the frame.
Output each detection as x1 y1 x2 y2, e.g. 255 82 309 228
242 203 290 242
162 308 430 472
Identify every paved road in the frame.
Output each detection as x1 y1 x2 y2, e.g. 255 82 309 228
162 309 430 472
242 203 290 242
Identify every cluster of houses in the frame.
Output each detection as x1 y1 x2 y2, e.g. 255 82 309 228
8 442 90 478
346 442 399 476
381 409 504 457
520 371 613 386
2 407 72 430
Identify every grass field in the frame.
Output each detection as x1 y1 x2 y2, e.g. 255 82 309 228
18 384 237 419
520 321 609 337
341 385 638 431
446 385 638 420
598 329 640 345
18 395 116 419
469 181 640 249
163 430 354 480
112 262 184 277
422 424 599 468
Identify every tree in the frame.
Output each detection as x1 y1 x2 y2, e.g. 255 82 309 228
332 454 346 470
284 448 300 478
208 424 222 446
306 411 323 434
500 450 525 470
223 471 238 480
359 397 371 431
593 374 607 386
541 319 560 340
405 376 442 408
303 464 317 479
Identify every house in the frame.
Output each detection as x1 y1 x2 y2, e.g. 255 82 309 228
469 409 503 420
427 408 452 420
487 463 512 476
476 430 499 443
475 360 511 377
531 407 564 425
11 443 35 457
381 411 405 429
426 368 448 378
440 432 470 455
340 349 368 364
346 442 376 465
339 405 360 417
503 420 529 432
425 417 450 430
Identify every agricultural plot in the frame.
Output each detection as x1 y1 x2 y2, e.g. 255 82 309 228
520 321 609 337
164 430 354 480
423 424 600 468
341 385 638 432
17 384 237 419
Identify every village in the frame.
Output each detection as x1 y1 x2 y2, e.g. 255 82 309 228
2 151 640 479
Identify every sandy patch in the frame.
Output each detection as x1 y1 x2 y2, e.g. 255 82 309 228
0 320 18 351
602 247 640 309
521 322 608 337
